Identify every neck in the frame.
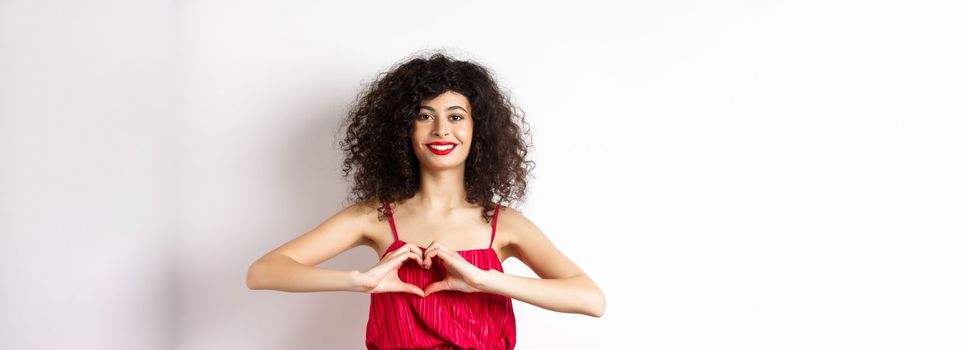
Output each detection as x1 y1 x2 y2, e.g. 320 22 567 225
412 164 468 211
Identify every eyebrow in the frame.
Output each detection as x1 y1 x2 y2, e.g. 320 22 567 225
419 105 468 113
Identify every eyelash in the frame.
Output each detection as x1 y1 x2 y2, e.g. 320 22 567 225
418 114 464 121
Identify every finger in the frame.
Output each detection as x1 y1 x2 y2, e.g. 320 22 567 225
388 244 423 263
424 249 443 270
405 251 423 266
423 241 449 255
400 242 425 256
407 250 424 265
391 243 423 260
391 251 422 268
424 247 456 269
422 242 448 269
420 244 430 268
423 248 441 269
424 279 450 296
400 243 427 267
385 246 405 260
401 283 425 297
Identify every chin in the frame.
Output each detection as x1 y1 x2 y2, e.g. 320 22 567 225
420 158 466 170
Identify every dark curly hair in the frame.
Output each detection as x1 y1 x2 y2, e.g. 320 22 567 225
337 51 535 223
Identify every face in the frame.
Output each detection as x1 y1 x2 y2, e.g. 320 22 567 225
411 90 473 171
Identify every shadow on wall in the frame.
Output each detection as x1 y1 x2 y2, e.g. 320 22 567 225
273 106 379 349
173 101 378 349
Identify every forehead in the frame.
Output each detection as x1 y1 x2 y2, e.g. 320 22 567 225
419 91 470 112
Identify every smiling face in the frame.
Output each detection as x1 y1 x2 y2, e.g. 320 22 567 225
411 90 473 171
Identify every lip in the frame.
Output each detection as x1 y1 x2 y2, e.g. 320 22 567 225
426 142 457 155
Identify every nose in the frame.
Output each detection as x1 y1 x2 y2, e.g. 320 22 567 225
432 120 450 137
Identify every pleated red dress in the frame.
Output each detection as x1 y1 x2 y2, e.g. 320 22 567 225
366 201 517 349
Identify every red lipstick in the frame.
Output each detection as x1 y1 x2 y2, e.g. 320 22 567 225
426 141 457 155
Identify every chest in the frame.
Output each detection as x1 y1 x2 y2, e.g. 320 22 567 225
389 207 495 244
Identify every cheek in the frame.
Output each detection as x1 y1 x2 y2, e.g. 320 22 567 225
411 125 428 142
456 124 473 142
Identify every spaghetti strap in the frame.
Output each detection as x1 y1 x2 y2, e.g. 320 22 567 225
489 204 501 249
384 200 399 241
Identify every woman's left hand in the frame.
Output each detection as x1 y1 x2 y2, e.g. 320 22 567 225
422 241 489 296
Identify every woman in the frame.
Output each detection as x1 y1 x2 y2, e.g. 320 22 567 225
246 52 605 349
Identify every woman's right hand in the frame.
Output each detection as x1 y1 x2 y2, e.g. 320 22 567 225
359 243 426 297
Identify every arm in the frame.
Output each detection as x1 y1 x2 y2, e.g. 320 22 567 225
479 270 603 317
245 201 372 292
246 254 366 293
479 207 606 317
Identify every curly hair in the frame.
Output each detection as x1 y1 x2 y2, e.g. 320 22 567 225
337 51 535 223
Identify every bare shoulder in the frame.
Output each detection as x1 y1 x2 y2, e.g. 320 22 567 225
495 204 586 279
496 204 538 233
494 205 540 258
341 198 387 243
260 198 386 266
497 205 536 236
343 197 382 220
495 205 531 232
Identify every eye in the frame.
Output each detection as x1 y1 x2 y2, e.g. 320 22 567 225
418 114 433 120
450 115 464 121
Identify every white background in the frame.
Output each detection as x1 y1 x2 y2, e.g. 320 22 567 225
1 0 959 349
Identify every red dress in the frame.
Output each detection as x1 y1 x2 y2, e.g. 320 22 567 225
366 201 516 349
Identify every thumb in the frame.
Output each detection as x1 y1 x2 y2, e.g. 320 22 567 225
401 283 425 297
423 279 450 296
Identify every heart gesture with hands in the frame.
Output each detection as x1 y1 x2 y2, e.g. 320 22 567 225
421 241 488 296
360 241 489 297
360 243 426 297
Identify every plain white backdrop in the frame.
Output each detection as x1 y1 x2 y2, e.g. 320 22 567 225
1 0 959 349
